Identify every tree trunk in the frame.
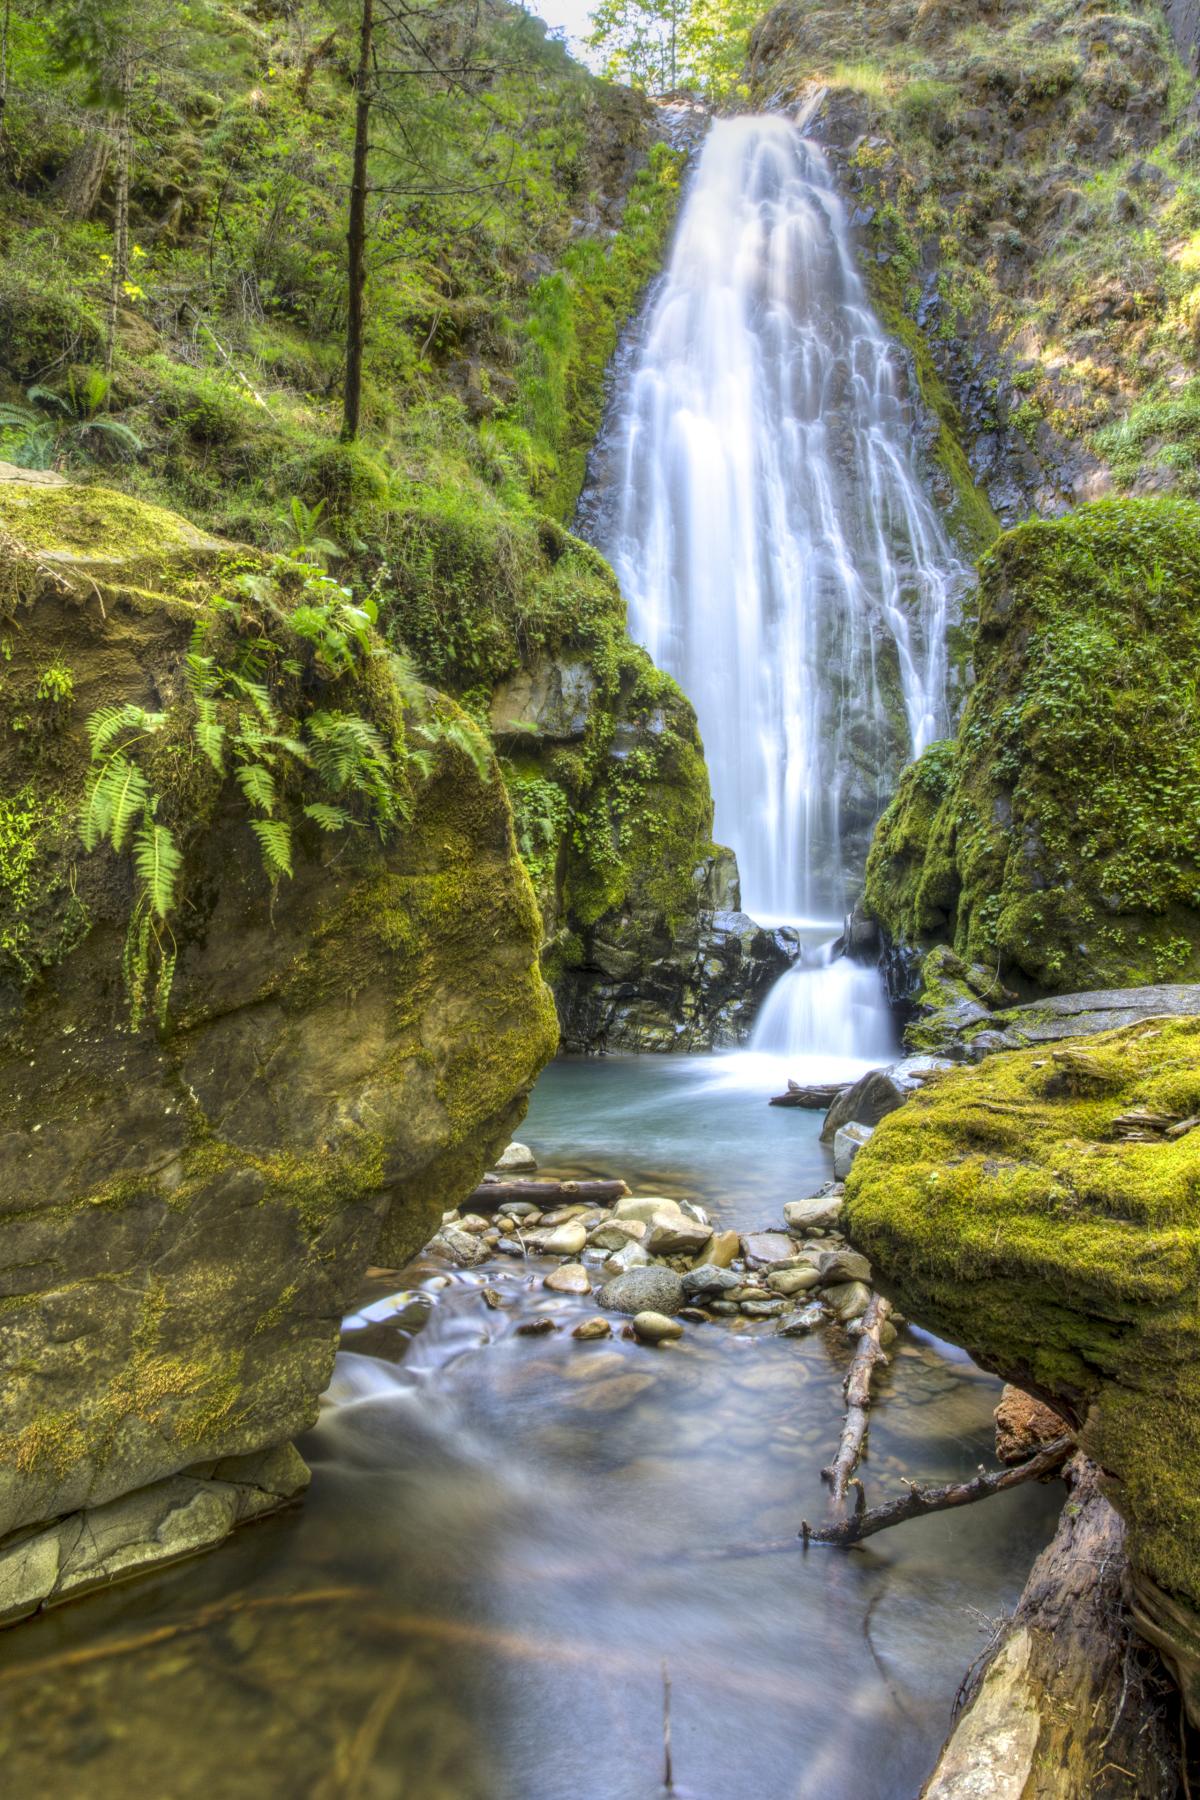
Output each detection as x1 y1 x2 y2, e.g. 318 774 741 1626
0 0 12 151
467 1178 631 1208
920 1456 1184 1799
104 53 134 377
53 131 111 221
341 0 372 444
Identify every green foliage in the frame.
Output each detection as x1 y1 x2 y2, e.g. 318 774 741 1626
0 372 143 471
588 0 754 98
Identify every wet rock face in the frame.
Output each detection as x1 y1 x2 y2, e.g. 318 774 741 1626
556 902 800 1052
843 1017 1200 1708
0 482 557 1572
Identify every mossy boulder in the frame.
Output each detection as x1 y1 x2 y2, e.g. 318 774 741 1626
864 499 1200 995
843 1016 1200 1712
0 477 557 1576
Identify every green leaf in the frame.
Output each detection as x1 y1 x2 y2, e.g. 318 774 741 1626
236 761 276 814
133 821 182 919
251 817 293 882
87 702 166 756
303 802 354 832
193 697 226 772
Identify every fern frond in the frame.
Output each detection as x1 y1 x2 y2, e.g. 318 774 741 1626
133 821 182 919
87 702 166 756
193 697 226 772
236 761 276 814
251 817 293 882
82 754 150 852
303 802 353 832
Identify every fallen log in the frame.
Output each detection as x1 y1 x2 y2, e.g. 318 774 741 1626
467 1177 630 1209
803 1435 1073 1546
768 1080 847 1109
822 1293 893 1517
919 1455 1183 1798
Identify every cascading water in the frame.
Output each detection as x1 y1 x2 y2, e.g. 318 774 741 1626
587 109 967 1063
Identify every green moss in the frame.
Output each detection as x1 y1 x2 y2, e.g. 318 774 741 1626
870 260 1000 557
864 498 1200 992
844 1016 1200 1606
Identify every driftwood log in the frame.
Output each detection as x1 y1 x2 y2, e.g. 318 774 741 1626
804 1436 1073 1546
821 1293 893 1518
768 1080 847 1109
468 1178 631 1208
920 1455 1184 1799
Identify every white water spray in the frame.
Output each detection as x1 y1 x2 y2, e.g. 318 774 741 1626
592 112 965 1062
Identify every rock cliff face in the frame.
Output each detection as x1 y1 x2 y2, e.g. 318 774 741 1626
749 0 1196 524
843 1018 1200 1720
0 475 557 1613
863 499 1200 999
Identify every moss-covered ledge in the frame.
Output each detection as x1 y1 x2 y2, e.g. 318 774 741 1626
842 1016 1200 1713
0 478 557 1608
863 498 1200 995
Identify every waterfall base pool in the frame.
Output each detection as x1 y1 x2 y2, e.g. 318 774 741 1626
0 1056 1059 1799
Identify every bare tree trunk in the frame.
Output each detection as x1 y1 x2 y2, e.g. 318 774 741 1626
341 0 372 444
920 1456 1184 1799
104 52 133 377
0 0 12 152
53 131 110 220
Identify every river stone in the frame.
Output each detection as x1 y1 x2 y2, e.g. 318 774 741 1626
603 1240 652 1276
818 1249 872 1286
541 1221 588 1256
568 1373 655 1412
571 1317 612 1341
540 1204 588 1226
644 1217 713 1257
632 1311 684 1344
828 1281 872 1323
709 1299 739 1316
767 1266 821 1296
833 1122 875 1180
430 1225 489 1267
589 1219 646 1250
494 1141 538 1172
544 1263 591 1295
778 1303 826 1337
740 1298 786 1319
820 1070 914 1144
613 1195 687 1224
701 1229 741 1268
741 1231 799 1269
682 1264 741 1298
499 1200 541 1218
678 1200 710 1226
515 1317 560 1336
598 1267 685 1317
783 1194 844 1234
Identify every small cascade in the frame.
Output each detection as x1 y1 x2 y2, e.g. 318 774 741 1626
749 940 897 1071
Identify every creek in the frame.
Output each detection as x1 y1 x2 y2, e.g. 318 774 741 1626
0 112 1057 1799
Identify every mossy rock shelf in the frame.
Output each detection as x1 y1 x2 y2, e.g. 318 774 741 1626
844 1015 1200 1712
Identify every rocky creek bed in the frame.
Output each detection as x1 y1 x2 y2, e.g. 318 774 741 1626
0 1054 1063 1798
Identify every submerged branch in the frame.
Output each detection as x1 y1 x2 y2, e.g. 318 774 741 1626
823 1293 893 1516
803 1436 1074 1547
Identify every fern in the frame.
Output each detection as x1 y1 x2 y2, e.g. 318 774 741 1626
82 754 151 852
87 702 166 756
133 822 182 919
193 697 226 772
251 817 293 882
303 802 354 832
236 761 276 814
432 716 493 783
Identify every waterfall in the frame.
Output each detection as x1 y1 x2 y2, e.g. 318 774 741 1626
584 110 966 1066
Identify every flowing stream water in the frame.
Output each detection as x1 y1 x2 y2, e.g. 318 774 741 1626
0 114 1053 1800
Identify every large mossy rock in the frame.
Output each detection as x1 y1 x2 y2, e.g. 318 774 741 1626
843 1016 1200 1713
864 499 1200 995
0 476 557 1591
